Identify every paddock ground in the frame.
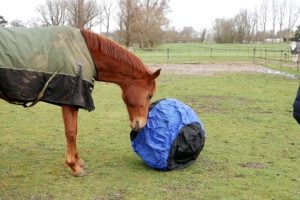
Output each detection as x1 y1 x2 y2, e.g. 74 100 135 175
150 63 298 78
0 62 299 200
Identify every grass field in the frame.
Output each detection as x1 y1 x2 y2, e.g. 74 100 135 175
133 43 297 66
0 71 299 199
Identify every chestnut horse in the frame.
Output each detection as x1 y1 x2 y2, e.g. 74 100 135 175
0 27 160 176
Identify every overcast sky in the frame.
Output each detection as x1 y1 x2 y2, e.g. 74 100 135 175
168 0 263 30
1 0 263 31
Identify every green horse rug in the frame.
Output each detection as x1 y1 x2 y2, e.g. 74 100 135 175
0 26 161 176
0 26 96 111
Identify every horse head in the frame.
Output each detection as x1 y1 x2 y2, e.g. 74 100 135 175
121 69 161 131
80 29 161 131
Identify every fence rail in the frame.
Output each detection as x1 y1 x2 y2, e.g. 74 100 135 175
133 46 300 70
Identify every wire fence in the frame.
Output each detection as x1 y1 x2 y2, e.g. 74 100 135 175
133 46 300 71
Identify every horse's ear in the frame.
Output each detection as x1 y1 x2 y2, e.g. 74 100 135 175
152 69 161 79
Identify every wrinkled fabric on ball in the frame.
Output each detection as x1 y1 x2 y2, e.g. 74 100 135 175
131 98 206 171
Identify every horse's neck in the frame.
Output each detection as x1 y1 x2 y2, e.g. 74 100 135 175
79 29 150 84
98 68 127 85
95 55 145 85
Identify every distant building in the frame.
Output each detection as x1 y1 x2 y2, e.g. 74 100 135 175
265 38 283 43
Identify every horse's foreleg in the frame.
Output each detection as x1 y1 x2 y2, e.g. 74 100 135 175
62 105 86 177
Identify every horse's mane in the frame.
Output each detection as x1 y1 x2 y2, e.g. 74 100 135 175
80 29 151 76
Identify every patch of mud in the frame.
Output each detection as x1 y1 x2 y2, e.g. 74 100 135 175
184 96 233 114
239 162 269 169
183 95 273 114
150 63 298 79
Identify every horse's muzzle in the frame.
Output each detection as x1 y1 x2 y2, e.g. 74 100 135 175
131 120 140 132
130 117 147 132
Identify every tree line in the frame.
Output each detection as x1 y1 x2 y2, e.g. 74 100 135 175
1 0 170 48
212 0 300 43
1 0 300 47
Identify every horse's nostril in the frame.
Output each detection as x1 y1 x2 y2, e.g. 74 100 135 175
133 121 140 131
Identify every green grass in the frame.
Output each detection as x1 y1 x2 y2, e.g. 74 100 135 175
158 43 291 50
133 43 297 67
133 42 300 77
0 72 299 199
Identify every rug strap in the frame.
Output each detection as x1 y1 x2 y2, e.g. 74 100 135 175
23 72 58 108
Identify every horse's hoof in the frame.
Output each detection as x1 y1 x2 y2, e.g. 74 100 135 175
73 171 86 177
73 168 86 177
77 159 87 169
80 163 88 170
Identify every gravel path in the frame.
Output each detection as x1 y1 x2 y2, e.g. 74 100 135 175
149 63 298 79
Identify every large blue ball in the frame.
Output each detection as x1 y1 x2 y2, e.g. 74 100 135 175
130 98 206 171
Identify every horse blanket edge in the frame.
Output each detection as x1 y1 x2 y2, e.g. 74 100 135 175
0 26 97 111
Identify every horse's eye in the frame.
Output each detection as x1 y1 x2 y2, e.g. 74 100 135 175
147 94 153 100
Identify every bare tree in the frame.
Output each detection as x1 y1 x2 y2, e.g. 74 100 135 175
117 0 169 47
240 9 259 43
234 9 250 43
118 0 139 47
250 8 259 42
180 26 198 42
294 25 300 40
134 0 169 48
100 0 115 36
271 0 278 39
286 0 300 40
233 9 258 43
0 15 8 27
278 0 287 37
162 27 181 43
36 0 68 26
199 28 207 43
68 0 100 29
259 0 269 41
213 18 235 43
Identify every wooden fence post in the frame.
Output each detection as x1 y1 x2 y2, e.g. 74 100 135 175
167 48 170 63
265 49 267 65
253 48 256 62
280 50 283 67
